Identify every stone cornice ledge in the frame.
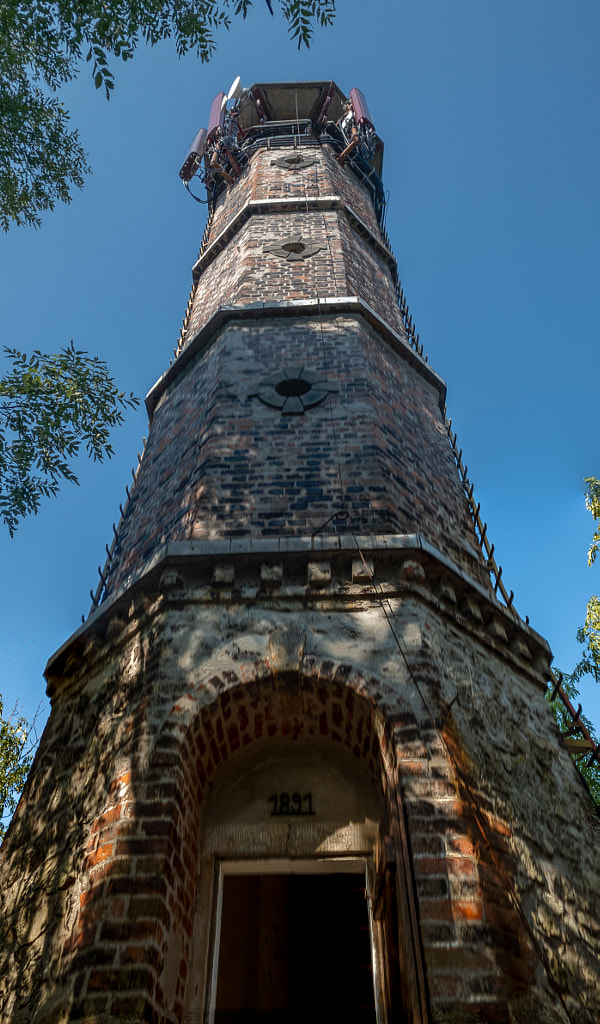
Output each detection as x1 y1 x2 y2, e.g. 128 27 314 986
145 298 446 418
45 532 551 687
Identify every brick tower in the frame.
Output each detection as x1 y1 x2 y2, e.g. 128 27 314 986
1 81 599 1024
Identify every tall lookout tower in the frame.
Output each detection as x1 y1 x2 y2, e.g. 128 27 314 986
1 81 599 1024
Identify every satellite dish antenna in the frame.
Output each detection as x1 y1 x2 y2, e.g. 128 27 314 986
227 75 244 101
221 94 228 112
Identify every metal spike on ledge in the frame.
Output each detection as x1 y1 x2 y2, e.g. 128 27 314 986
550 672 564 701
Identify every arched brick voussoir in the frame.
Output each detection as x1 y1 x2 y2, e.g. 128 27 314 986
65 663 419 1019
67 659 519 1023
162 664 435 1024
156 656 434 791
69 658 508 1024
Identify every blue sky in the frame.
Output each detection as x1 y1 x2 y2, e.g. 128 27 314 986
1 0 599 741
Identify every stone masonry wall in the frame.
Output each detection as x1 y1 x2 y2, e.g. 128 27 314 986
1 572 598 1023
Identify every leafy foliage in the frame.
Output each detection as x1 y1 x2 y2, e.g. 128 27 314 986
547 477 600 804
0 0 336 229
570 478 600 689
0 344 138 534
0 698 38 842
585 476 600 567
570 594 600 688
0 78 89 231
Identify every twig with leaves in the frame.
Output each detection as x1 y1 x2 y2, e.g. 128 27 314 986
0 343 138 535
0 698 41 842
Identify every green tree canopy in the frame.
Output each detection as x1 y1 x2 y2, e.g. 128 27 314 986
571 477 600 688
0 0 336 230
584 476 600 568
0 698 37 842
547 477 600 803
0 344 138 534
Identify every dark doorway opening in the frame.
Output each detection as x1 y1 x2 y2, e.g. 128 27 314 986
214 872 377 1024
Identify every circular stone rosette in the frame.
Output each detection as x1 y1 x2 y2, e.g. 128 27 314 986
271 153 317 171
251 366 335 416
263 235 326 262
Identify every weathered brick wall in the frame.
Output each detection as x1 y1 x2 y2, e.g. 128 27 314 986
183 142 401 350
105 126 483 600
185 202 403 344
106 315 485 598
1 567 598 1023
207 142 381 246
103 133 460 600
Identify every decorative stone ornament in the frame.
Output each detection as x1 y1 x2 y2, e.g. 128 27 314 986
263 234 326 261
251 366 335 415
271 153 317 171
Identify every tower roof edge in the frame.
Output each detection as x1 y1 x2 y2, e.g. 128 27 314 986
242 80 347 125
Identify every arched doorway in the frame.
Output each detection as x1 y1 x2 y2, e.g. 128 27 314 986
184 728 420 1024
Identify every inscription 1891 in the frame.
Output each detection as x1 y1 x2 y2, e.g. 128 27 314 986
269 792 315 816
